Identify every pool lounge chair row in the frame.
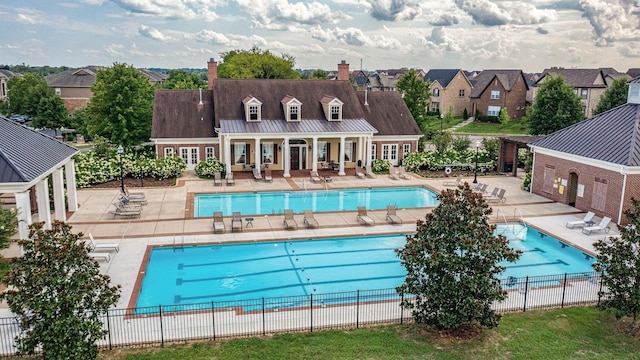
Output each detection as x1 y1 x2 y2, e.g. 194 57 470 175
86 233 120 263
214 172 235 186
565 212 612 235
389 166 411 180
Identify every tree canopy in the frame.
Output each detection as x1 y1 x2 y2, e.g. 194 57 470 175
0 208 18 255
218 47 300 79
6 73 49 116
162 69 207 89
396 184 521 330
396 70 429 127
593 77 629 116
527 76 584 135
593 198 640 333
1 221 120 359
87 62 155 147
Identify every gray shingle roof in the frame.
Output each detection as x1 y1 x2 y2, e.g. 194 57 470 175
629 76 640 84
469 70 526 98
423 69 461 88
220 118 377 134
0 117 78 183
536 68 606 88
529 104 640 166
45 66 103 87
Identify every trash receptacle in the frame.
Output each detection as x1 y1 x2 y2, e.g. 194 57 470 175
504 162 513 172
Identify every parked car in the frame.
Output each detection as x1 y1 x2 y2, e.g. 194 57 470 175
9 114 29 124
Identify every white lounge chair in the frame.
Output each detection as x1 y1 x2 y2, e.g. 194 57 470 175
213 211 226 233
485 188 507 203
398 166 411 180
253 168 262 181
310 171 322 184
355 168 365 179
389 168 400 180
284 209 298 230
226 172 235 186
582 216 611 235
566 211 595 229
264 169 273 182
357 206 375 226
385 205 402 225
303 209 319 229
108 202 142 218
214 172 223 186
364 165 377 179
231 211 243 232
89 252 111 262
443 174 463 187
88 233 119 253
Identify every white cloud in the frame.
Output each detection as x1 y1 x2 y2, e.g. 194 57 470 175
235 0 350 29
16 13 39 24
366 0 422 21
138 25 170 41
454 0 556 26
111 0 220 21
311 26 407 50
579 0 640 46
105 43 125 56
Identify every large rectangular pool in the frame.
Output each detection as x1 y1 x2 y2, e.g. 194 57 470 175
194 186 439 217
136 224 596 309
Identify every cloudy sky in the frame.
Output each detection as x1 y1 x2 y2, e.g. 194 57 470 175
2 0 639 73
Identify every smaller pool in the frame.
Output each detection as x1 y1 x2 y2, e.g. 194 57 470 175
194 186 439 217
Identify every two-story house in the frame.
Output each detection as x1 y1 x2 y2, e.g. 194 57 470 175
0 69 20 102
469 70 529 120
423 69 472 117
151 59 423 173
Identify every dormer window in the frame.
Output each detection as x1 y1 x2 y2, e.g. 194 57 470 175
243 96 262 122
331 105 340 120
290 105 299 120
320 95 343 121
281 96 302 122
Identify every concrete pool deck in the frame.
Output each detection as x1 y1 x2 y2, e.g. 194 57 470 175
1 171 619 311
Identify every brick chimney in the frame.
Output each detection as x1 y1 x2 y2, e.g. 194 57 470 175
207 58 217 89
338 60 349 81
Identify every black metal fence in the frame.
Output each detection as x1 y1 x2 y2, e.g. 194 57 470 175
0 272 604 356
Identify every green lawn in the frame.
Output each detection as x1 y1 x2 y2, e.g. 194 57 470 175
97 307 640 359
455 119 528 135
424 116 466 131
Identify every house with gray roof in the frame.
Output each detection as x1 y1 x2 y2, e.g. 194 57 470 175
151 59 422 174
0 69 20 102
528 76 640 225
0 116 79 239
423 69 472 117
470 69 529 120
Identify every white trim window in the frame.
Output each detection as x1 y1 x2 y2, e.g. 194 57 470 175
371 144 377 161
490 90 500 99
403 144 411 155
433 88 440 97
431 102 439 112
262 142 274 164
317 141 327 162
234 142 247 164
581 89 588 99
487 106 501 116
249 105 259 120
164 147 174 158
331 105 340 120
459 89 465 97
344 141 353 162
205 146 216 160
290 105 299 120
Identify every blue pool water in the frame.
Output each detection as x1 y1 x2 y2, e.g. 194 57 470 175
136 224 596 309
193 186 439 217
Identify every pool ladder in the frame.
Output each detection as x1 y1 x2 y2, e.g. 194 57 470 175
173 235 184 252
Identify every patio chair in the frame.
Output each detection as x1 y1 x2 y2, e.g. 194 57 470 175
388 168 400 180
108 202 142 219
214 172 223 186
253 168 262 181
398 166 411 180
264 169 273 183
226 172 235 186
385 205 402 225
566 211 595 229
283 209 298 230
303 209 319 229
120 194 147 206
485 187 500 198
89 252 111 262
310 171 322 184
472 183 488 193
443 174 463 187
231 211 243 232
357 206 375 226
355 168 366 179
485 188 507 203
88 233 119 253
364 165 377 179
122 186 145 199
582 216 611 235
213 211 226 233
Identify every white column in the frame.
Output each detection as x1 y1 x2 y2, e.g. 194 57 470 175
254 137 261 171
283 138 291 177
365 136 373 167
312 137 318 172
52 168 66 222
224 135 232 174
35 178 52 229
65 159 78 212
14 191 32 240
338 136 346 176
357 136 364 168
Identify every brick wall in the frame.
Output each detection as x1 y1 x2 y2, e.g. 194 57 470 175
473 75 527 119
440 74 471 117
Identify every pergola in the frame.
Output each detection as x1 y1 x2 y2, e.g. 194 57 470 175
497 135 541 176
0 117 79 239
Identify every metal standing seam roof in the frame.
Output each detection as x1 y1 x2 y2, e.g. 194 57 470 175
220 118 378 135
529 104 640 166
0 117 78 183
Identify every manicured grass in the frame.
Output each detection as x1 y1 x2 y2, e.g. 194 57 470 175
455 119 528 135
424 116 466 131
98 307 640 359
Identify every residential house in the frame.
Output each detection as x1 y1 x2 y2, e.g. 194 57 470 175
0 69 20 102
628 68 640 79
423 69 472 117
532 68 628 118
528 76 640 225
469 70 529 120
151 59 423 173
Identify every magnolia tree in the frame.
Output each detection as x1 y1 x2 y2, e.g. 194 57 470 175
396 184 521 330
1 222 120 359
593 198 640 333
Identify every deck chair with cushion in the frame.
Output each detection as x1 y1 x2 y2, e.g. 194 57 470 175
566 211 595 229
264 169 273 182
443 174 463 187
388 168 400 180
226 172 235 186
472 183 488 193
214 172 223 186
89 252 111 262
365 165 377 179
120 194 147 206
88 233 119 253
310 171 322 183
385 205 402 225
357 206 375 226
253 168 262 181
283 209 298 230
213 211 226 233
122 186 145 199
582 216 611 235
485 188 507 203
398 166 411 180
108 202 142 218
303 209 319 229
231 211 243 232
355 168 366 179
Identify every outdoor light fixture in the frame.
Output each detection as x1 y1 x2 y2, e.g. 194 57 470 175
473 140 480 184
440 113 444 131
117 145 125 194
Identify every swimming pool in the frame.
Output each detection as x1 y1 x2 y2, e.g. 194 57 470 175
135 224 595 309
193 186 439 217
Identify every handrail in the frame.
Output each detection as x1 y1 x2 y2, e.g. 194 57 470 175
495 209 509 235
514 208 527 227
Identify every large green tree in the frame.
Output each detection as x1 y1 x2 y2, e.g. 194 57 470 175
396 70 429 127
527 76 584 135
1 221 120 359
0 208 18 255
87 63 154 147
593 198 640 333
32 93 69 135
396 184 521 330
6 73 49 116
593 77 629 116
162 69 207 89
218 47 300 79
